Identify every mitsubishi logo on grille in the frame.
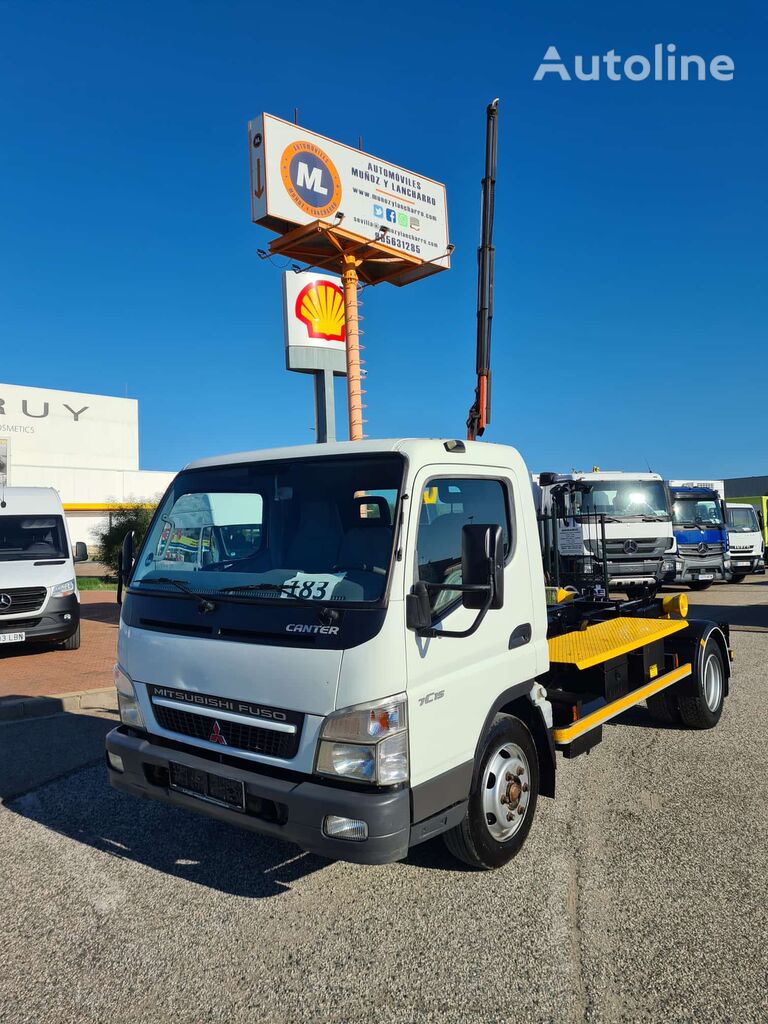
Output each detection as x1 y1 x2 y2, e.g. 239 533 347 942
0 594 12 610
208 721 228 745
698 541 709 554
623 540 639 555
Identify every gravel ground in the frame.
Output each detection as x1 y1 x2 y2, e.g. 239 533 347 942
1 632 766 1024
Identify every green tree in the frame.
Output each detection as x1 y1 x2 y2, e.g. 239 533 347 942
93 501 157 575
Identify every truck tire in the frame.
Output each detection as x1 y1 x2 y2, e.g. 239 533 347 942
678 637 725 729
443 714 539 870
688 581 713 591
730 574 746 584
645 687 681 725
62 624 81 651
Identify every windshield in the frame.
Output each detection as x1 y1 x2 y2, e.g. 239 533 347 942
726 507 759 532
131 454 403 605
0 514 70 561
570 480 670 520
672 498 723 527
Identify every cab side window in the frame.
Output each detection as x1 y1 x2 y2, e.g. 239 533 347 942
416 478 511 612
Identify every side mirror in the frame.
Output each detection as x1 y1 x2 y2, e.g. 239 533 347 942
74 541 88 563
759 511 765 533
406 581 432 633
461 524 504 610
117 531 134 606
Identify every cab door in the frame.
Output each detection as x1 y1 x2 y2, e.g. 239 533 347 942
404 466 540 792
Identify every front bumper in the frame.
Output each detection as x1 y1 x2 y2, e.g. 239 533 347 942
0 594 79 644
727 556 765 578
106 726 411 865
605 558 673 587
674 558 726 584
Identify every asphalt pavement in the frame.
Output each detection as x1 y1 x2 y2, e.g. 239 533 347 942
0 579 766 1023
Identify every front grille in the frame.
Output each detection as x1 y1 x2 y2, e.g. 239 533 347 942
603 537 666 557
0 586 47 616
678 542 724 556
152 704 301 760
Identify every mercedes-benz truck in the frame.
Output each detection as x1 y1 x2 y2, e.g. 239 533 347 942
668 481 729 590
535 470 676 595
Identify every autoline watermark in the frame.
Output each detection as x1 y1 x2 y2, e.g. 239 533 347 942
534 44 735 82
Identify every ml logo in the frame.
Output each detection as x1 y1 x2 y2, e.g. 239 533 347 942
280 141 341 220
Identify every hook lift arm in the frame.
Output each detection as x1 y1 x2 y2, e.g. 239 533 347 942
466 98 499 441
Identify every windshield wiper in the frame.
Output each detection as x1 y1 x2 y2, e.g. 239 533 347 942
133 577 216 611
218 582 315 604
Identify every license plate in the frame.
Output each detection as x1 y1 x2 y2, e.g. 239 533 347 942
697 573 714 581
168 761 245 811
0 632 25 644
733 561 750 567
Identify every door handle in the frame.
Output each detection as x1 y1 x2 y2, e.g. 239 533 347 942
509 623 532 650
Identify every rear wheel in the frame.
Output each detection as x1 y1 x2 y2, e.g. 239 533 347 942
62 624 81 651
688 581 713 591
678 637 725 729
443 714 539 870
646 687 681 725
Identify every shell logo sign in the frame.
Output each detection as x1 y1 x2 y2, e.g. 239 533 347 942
295 280 346 344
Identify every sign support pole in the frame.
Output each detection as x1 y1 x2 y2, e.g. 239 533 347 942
313 368 336 443
341 255 364 441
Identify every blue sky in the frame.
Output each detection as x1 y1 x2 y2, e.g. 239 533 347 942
0 0 765 478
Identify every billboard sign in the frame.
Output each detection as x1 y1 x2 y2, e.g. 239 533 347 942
250 113 450 273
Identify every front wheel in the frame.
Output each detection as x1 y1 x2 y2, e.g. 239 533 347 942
62 624 81 651
730 574 746 584
443 714 539 870
688 581 713 591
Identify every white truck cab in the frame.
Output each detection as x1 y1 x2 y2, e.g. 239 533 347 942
725 503 765 581
0 486 88 650
536 470 676 594
107 440 730 868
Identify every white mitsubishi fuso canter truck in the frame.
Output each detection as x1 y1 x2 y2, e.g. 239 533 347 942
106 438 732 869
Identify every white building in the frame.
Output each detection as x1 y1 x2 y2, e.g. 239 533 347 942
0 381 174 548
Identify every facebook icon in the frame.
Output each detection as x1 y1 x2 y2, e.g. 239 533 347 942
373 203 384 218
385 208 397 223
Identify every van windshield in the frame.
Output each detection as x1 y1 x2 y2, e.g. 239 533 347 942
131 454 404 605
0 515 70 561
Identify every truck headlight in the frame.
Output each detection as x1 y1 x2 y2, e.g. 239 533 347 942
51 579 76 598
114 664 145 730
316 695 408 785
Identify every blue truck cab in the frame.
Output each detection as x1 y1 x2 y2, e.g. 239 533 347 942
668 484 729 591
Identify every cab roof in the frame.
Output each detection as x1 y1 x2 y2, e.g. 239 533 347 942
0 487 63 514
183 438 528 473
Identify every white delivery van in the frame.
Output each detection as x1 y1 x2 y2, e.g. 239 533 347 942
0 487 88 650
725 503 765 581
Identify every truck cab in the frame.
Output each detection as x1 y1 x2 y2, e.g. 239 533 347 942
106 440 729 870
535 470 676 594
668 482 729 590
0 486 88 650
725 502 765 581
